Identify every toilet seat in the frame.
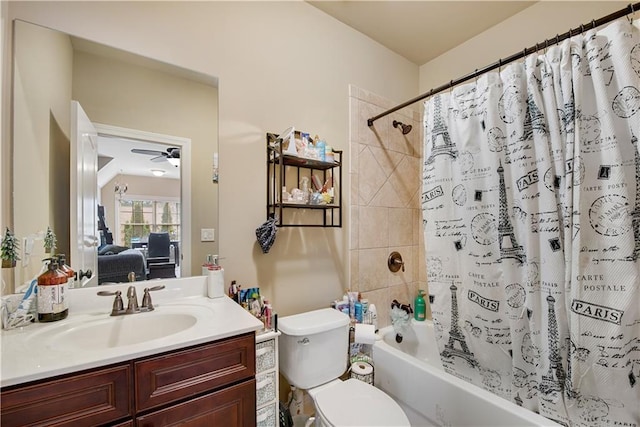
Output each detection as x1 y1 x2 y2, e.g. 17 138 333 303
313 379 410 426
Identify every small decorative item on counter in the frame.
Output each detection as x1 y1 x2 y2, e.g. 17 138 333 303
1 227 20 268
43 226 57 255
37 257 69 322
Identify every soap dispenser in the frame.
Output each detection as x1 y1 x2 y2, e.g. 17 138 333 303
37 257 69 322
414 290 426 322
206 255 225 299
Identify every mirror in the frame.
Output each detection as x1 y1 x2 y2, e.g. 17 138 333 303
11 20 219 289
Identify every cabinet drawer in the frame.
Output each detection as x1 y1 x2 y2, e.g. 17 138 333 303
256 338 276 373
135 332 255 411
0 364 131 427
256 371 276 407
257 401 278 427
137 378 256 427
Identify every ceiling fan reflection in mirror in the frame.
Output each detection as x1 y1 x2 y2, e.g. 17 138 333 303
131 147 180 166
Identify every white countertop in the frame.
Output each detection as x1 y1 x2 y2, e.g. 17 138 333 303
1 276 264 388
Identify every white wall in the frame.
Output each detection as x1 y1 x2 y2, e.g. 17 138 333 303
419 2 628 92
3 1 418 314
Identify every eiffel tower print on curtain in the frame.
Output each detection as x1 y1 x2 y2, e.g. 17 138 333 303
441 283 479 367
628 133 640 261
539 295 566 397
497 161 527 264
426 95 458 164
519 94 547 142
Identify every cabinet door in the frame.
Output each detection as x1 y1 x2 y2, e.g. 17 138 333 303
0 364 131 427
135 333 255 411
136 378 256 427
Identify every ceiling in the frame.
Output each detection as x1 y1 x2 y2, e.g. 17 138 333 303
97 137 181 190
307 1 537 65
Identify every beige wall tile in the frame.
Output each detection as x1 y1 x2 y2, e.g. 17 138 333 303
358 147 387 205
358 247 389 292
359 206 389 249
369 181 405 208
350 202 359 250
358 101 387 148
368 146 404 178
350 249 359 292
389 208 413 247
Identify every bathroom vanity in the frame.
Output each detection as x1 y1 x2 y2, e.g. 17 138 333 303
0 277 264 426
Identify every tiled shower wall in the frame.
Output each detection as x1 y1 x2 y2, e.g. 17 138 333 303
348 85 429 328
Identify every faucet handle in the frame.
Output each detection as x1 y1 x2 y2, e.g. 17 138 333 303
98 290 124 316
141 285 165 311
126 286 139 314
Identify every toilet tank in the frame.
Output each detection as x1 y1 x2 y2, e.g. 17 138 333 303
279 308 350 390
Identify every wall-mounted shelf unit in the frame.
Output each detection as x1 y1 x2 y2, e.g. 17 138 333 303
267 132 342 227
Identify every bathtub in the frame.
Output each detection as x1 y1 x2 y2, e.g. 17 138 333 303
373 320 559 427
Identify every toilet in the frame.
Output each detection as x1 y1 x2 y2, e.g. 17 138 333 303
279 308 410 427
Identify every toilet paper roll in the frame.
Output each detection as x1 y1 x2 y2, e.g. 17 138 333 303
350 361 374 385
354 323 376 344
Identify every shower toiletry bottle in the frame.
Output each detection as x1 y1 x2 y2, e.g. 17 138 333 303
316 139 326 162
263 300 273 330
206 255 225 299
369 303 378 332
354 299 363 323
414 290 426 321
325 145 334 163
37 258 69 322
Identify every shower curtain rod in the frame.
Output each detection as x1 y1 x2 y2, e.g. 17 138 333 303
367 2 640 127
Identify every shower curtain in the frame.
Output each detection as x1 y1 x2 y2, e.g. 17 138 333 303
422 19 639 426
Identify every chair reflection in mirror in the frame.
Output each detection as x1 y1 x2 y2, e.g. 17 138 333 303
146 232 176 279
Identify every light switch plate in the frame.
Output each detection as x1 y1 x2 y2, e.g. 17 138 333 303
201 228 215 242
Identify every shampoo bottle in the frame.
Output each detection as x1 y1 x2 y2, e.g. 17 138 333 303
414 290 426 321
37 258 69 322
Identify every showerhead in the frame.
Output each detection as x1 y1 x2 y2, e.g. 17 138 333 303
393 120 412 135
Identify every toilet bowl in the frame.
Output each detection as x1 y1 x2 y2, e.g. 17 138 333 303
278 308 410 427
308 378 410 427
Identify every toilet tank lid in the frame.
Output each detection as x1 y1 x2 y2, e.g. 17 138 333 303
279 308 349 336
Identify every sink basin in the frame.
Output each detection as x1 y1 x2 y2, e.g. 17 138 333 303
31 308 199 351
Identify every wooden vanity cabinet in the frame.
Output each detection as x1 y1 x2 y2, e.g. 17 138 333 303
0 364 131 427
0 332 256 427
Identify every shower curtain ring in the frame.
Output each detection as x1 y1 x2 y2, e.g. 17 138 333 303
581 23 585 33
556 34 560 45
475 69 479 84
498 58 502 73
591 19 596 29
628 3 635 24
